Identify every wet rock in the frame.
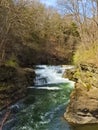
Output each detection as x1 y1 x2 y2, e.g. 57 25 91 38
2 119 17 130
63 68 77 82
10 105 20 113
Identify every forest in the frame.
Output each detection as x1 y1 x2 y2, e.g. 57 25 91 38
0 0 98 65
0 0 80 66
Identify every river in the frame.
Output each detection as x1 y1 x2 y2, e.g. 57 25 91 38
3 65 98 130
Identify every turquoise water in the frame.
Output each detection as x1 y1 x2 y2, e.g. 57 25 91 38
12 83 74 130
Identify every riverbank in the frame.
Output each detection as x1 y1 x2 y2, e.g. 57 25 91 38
64 64 98 124
0 65 35 110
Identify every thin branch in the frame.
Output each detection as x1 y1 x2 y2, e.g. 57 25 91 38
0 110 11 130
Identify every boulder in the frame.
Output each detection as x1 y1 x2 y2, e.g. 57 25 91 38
64 82 98 124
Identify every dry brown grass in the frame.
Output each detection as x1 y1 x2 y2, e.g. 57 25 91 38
73 41 98 67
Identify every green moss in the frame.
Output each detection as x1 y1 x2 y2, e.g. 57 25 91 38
5 55 19 67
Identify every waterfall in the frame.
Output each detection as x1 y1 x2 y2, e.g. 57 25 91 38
29 65 75 90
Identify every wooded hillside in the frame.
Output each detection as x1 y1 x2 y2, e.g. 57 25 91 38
0 0 80 65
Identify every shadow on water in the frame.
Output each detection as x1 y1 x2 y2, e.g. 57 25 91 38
72 124 98 130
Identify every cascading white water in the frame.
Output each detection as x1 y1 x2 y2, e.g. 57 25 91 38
31 65 74 90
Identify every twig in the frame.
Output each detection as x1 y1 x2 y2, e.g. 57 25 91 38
0 110 10 130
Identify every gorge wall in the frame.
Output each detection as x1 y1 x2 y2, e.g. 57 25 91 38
64 64 98 124
0 65 35 109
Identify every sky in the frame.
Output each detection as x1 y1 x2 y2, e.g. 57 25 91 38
40 0 57 7
40 0 96 18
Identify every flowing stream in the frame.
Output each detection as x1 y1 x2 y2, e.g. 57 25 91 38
4 65 98 130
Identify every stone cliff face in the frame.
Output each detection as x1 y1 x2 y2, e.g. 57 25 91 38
0 65 35 109
64 83 98 124
64 64 98 124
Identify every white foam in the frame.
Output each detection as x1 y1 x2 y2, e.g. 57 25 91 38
28 86 61 90
35 66 71 85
